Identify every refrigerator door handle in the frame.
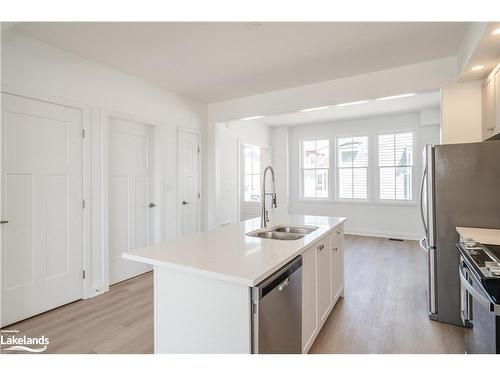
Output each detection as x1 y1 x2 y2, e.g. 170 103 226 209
426 146 435 248
419 237 429 253
419 166 428 236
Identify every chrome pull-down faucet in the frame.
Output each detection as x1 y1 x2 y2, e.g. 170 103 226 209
261 166 277 228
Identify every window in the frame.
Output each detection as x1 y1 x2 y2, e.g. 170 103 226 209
243 144 261 202
302 139 329 198
378 132 414 200
337 136 368 199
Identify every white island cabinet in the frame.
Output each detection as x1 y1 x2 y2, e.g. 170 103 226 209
123 214 346 354
301 225 344 353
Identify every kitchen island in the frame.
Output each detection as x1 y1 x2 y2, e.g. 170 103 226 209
123 214 346 353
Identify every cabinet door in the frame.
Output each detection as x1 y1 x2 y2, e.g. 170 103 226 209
495 69 500 135
301 245 317 352
331 227 345 302
482 76 495 140
317 239 332 327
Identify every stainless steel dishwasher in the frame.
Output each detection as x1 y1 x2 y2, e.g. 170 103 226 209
251 256 302 354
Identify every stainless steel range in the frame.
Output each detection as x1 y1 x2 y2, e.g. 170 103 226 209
457 241 500 354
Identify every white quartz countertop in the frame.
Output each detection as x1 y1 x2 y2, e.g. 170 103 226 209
123 214 346 286
456 227 500 246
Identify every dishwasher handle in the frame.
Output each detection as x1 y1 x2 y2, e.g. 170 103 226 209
278 277 290 292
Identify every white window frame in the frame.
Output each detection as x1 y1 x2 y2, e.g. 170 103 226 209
241 143 261 204
334 134 370 202
299 138 331 200
296 129 421 206
375 130 417 204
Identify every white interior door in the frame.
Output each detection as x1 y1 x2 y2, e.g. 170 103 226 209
108 116 155 285
1 93 84 327
239 145 271 222
178 130 200 237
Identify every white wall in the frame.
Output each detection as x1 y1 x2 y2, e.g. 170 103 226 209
270 126 290 217
441 80 483 144
1 31 207 297
207 57 457 229
285 111 440 240
217 119 271 226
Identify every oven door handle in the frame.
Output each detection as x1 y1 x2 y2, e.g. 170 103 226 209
459 265 500 316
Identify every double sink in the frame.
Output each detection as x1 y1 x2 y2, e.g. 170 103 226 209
246 225 318 241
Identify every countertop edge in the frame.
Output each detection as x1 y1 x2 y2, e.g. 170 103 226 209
456 226 500 246
122 253 255 286
123 218 346 287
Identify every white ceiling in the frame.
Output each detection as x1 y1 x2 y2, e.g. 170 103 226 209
247 91 441 127
13 22 468 103
459 22 500 82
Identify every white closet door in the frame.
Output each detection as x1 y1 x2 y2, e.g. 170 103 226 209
108 116 155 285
1 93 84 327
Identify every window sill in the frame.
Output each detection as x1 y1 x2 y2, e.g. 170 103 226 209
300 197 330 202
297 198 418 207
374 200 418 206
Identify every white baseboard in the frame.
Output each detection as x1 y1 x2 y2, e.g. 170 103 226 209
344 228 421 241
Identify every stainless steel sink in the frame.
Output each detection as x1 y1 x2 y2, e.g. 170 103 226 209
272 225 318 235
246 225 318 241
247 230 305 240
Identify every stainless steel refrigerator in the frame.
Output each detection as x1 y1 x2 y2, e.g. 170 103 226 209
420 141 500 326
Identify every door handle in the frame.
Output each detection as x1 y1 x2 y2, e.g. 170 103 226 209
0 220 8 224
148 203 156 208
182 200 191 205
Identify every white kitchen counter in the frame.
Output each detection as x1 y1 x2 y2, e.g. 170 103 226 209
123 214 346 286
456 226 500 246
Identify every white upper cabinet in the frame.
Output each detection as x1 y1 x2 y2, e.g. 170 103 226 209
495 67 500 135
482 63 500 140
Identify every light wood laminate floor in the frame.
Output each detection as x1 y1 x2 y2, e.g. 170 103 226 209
2 272 154 354
2 235 465 354
311 235 465 354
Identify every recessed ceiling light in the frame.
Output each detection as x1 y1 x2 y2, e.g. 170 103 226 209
299 106 330 112
240 115 264 121
492 28 500 35
335 100 369 107
376 93 416 101
471 65 484 71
